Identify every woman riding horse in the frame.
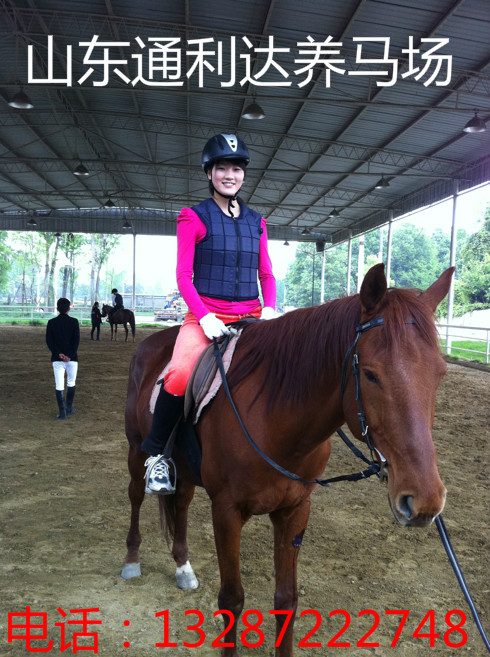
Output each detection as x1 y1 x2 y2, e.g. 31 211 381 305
141 133 277 495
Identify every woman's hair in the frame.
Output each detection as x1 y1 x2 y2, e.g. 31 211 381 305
57 298 70 313
92 302 99 311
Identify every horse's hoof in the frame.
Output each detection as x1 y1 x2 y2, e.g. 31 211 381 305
121 562 141 579
175 561 199 590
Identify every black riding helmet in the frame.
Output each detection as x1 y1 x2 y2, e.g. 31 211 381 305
202 133 250 173
202 134 250 216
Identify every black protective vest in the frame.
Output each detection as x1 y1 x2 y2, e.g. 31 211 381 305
192 198 262 301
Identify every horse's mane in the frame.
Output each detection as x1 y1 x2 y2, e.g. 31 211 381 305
227 288 439 410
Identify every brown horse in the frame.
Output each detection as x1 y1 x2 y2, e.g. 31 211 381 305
101 304 135 342
122 264 453 657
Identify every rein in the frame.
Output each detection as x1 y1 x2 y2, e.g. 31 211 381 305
212 315 386 487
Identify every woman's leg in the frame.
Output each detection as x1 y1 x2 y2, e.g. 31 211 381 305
65 362 78 415
52 362 67 419
142 313 210 495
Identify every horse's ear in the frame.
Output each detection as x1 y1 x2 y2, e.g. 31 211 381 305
419 267 455 312
359 263 387 314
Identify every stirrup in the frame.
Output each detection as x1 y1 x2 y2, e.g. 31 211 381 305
144 455 176 495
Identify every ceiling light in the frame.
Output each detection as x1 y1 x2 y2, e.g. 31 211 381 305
374 177 390 189
54 231 62 237
103 198 115 208
283 240 289 246
242 100 265 120
73 163 90 176
8 87 34 109
27 217 37 226
463 111 486 133
328 208 340 218
122 218 132 230
301 227 311 235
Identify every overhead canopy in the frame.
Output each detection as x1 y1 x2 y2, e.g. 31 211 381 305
0 0 489 244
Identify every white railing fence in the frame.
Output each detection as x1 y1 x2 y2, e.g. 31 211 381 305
436 322 490 364
1 306 489 364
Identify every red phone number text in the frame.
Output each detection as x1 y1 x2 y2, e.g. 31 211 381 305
156 608 467 649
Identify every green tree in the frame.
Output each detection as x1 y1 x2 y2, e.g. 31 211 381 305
8 232 44 306
59 233 87 301
458 207 490 308
285 243 322 307
431 227 468 273
284 242 351 307
90 234 121 304
389 224 440 289
0 230 13 296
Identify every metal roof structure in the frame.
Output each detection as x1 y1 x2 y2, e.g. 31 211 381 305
0 0 489 245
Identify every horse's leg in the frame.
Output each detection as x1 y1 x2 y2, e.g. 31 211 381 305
122 444 146 579
168 479 198 589
212 501 247 657
269 500 311 657
123 322 128 342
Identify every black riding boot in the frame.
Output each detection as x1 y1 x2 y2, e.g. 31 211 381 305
141 387 184 456
66 386 76 415
55 390 66 420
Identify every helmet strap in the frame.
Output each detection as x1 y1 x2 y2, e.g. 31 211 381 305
211 187 240 217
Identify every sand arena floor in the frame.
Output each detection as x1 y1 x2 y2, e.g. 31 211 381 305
0 324 489 656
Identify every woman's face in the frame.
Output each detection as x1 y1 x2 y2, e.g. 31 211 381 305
208 160 245 197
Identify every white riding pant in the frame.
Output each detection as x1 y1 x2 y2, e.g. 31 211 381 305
52 361 78 391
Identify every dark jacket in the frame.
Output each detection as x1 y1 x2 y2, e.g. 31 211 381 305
113 293 123 308
46 313 80 362
91 308 102 326
192 198 262 301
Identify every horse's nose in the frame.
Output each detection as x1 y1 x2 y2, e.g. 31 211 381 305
398 495 414 521
393 491 445 527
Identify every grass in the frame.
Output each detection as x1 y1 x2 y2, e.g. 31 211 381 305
440 339 489 364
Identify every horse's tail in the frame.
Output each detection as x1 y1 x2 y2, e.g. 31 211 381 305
158 495 176 545
130 311 136 337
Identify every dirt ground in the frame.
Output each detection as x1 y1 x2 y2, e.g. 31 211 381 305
1 324 489 657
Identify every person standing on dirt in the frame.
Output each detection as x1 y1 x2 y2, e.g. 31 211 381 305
45 297 80 420
90 301 102 341
141 133 277 496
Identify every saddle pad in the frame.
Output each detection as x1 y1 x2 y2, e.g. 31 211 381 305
149 363 170 414
186 331 242 424
149 332 241 419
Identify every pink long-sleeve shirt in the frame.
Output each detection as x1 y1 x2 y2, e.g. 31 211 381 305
176 205 277 321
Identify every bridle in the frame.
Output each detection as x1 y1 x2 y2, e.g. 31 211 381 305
339 316 387 471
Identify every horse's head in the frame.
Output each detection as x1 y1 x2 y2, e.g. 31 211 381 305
101 304 111 318
344 264 454 528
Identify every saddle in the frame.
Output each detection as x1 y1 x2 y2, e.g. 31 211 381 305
149 320 259 484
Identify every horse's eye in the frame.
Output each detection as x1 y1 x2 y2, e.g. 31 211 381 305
364 369 378 384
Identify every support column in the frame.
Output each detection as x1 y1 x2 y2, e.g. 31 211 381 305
386 210 393 285
320 248 326 303
132 232 136 311
357 234 365 292
446 181 459 355
347 230 352 295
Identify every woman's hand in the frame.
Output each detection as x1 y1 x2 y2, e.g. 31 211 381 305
199 313 231 340
261 306 276 320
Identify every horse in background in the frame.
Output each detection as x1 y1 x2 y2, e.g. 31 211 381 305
122 264 454 657
101 304 135 342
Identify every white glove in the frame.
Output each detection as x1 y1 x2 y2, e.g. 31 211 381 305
199 313 230 340
261 306 276 320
